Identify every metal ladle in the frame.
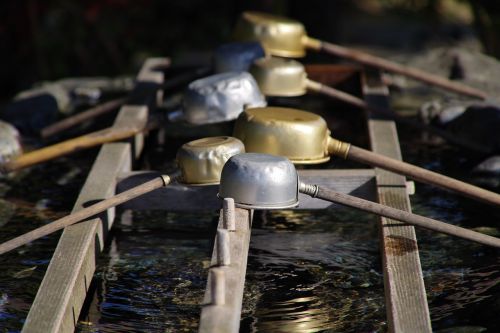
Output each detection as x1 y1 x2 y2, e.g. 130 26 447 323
233 107 500 207
233 11 487 100
0 71 264 174
0 136 245 255
249 56 489 154
219 153 500 248
213 41 266 74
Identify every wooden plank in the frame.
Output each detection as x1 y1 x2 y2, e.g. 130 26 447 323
22 56 168 333
23 143 132 333
363 71 432 333
199 208 253 333
23 105 147 333
115 169 376 211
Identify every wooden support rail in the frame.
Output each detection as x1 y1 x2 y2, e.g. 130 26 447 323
363 71 432 332
115 169 379 211
198 204 253 333
22 57 168 333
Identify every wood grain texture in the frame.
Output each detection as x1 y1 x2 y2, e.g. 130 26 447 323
199 208 253 333
22 57 167 333
23 143 132 333
115 169 376 211
363 71 432 333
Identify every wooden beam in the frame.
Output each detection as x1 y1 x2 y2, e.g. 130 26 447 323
22 142 132 333
198 207 253 333
363 71 432 333
115 169 376 211
22 56 168 333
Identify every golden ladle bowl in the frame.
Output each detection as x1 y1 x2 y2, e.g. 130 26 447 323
233 11 312 58
176 136 245 185
233 107 333 164
233 11 486 100
249 56 326 97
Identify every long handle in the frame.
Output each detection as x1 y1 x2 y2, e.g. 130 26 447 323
328 140 500 207
40 97 127 138
0 175 171 255
299 183 500 248
39 66 210 139
303 38 487 100
2 125 141 173
305 79 491 154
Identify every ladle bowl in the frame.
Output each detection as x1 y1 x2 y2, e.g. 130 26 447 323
217 153 500 248
0 120 22 165
219 153 299 209
233 11 487 100
233 11 309 57
233 107 331 164
176 136 245 185
213 42 266 73
182 71 266 125
249 57 307 96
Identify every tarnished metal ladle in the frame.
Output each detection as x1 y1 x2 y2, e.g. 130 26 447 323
0 120 23 166
233 107 500 207
249 57 489 154
219 153 500 248
0 136 244 255
180 71 266 125
213 41 266 74
234 11 487 100
0 72 264 174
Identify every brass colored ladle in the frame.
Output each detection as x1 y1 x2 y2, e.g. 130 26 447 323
218 153 500 248
249 56 488 154
234 11 487 100
0 136 244 255
233 107 500 207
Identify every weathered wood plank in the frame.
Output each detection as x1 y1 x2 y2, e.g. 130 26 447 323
199 208 253 333
363 71 432 333
22 56 167 333
115 169 376 211
23 143 132 333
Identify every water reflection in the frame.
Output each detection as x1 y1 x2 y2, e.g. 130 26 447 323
241 210 386 333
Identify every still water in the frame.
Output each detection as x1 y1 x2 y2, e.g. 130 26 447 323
0 120 499 332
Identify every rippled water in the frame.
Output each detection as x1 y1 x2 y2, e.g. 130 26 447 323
1 102 499 332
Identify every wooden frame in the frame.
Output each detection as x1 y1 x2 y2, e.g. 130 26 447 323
19 63 432 333
363 70 432 332
22 58 169 333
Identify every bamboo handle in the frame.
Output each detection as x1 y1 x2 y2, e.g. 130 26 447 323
304 38 487 100
40 97 127 138
305 80 490 154
0 175 171 255
2 126 141 173
299 183 500 248
330 142 500 207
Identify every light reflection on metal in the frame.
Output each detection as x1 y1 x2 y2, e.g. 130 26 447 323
233 11 311 57
219 153 299 209
233 107 331 164
176 136 245 186
182 72 266 125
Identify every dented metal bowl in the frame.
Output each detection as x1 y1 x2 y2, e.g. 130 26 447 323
233 107 331 164
250 57 307 96
182 71 267 125
213 42 266 73
219 153 299 209
176 136 245 186
0 120 22 165
233 11 308 58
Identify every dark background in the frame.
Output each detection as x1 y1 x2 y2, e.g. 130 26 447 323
1 0 499 100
